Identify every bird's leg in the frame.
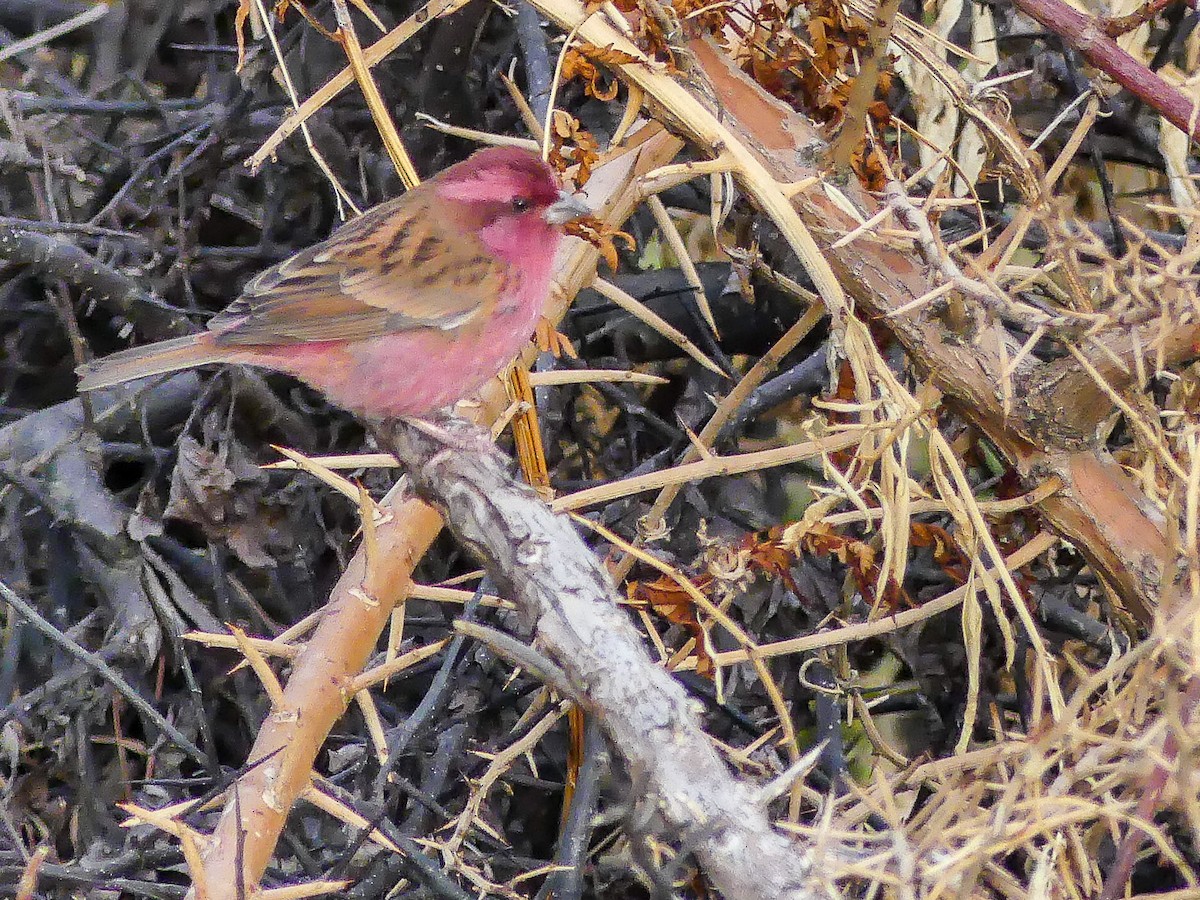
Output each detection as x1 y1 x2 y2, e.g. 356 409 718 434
400 411 495 454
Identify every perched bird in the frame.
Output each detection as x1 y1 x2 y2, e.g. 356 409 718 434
77 146 589 419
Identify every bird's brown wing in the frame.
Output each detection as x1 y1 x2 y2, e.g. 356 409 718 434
210 192 507 345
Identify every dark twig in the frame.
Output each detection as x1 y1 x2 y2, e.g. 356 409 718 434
89 124 212 225
6 91 208 114
535 715 606 900
516 3 554 122
453 619 573 694
0 221 191 339
718 347 829 444
373 585 485 796
1057 58 1128 258
0 579 205 764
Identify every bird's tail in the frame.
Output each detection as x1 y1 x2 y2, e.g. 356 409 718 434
76 335 225 391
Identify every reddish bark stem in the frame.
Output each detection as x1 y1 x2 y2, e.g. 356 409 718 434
1014 0 1200 139
1102 0 1180 38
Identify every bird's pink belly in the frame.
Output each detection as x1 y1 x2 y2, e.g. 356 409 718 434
248 313 535 418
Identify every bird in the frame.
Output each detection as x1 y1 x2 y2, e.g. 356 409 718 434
77 146 590 421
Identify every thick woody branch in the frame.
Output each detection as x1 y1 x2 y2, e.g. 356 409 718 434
374 417 833 900
673 35 1185 623
1009 448 1179 625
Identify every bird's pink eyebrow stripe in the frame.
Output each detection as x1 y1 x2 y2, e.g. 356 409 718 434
437 170 542 203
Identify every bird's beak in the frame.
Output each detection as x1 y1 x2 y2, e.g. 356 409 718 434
543 191 591 225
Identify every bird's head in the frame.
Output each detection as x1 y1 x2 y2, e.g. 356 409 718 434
434 146 590 261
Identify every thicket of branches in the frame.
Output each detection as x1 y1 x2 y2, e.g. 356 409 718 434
0 0 1197 897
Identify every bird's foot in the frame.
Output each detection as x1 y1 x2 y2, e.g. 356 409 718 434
401 414 494 454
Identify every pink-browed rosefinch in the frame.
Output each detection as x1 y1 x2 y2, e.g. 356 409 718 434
77 146 589 419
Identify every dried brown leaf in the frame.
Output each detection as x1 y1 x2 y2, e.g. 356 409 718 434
235 0 251 71
535 317 579 359
628 576 716 677
565 215 634 272
166 434 276 570
547 111 601 185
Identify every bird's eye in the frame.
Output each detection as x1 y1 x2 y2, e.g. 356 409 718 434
511 197 531 213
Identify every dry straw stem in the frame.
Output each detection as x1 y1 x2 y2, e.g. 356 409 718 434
247 0 474 173
525 0 1086 764
507 361 552 492
248 0 360 215
528 0 1189 763
852 0 1041 198
850 0 1099 311
526 0 853 326
607 297 826 582
526 3 1054 679
191 131 684 894
444 703 569 857
175 3 1196 894
858 620 1200 896
329 0 420 189
553 428 860 511
644 193 719 334
571 510 801 761
589 275 725 374
255 880 352 900
0 2 110 63
678 530 1058 669
302 783 400 853
527 367 668 385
